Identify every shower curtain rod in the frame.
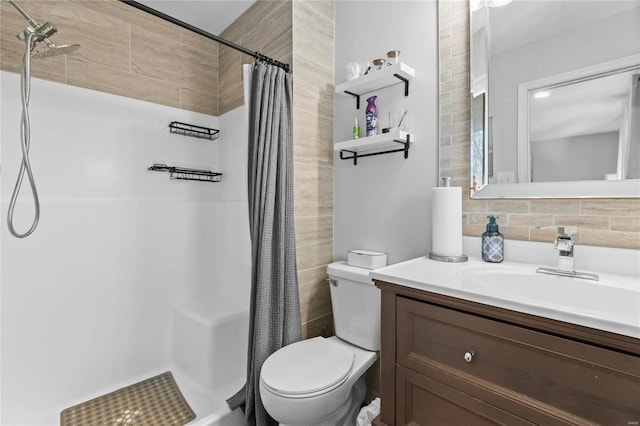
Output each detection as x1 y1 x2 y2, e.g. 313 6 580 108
119 0 290 73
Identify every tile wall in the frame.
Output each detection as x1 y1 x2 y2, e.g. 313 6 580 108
0 0 219 115
218 1 293 115
292 0 335 339
438 0 640 250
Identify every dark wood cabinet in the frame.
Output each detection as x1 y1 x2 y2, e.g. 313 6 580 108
375 280 640 426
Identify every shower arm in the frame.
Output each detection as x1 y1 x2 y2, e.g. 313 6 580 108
7 0 58 46
7 0 40 28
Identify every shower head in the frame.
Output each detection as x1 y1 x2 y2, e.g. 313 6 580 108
32 43 81 59
8 0 80 59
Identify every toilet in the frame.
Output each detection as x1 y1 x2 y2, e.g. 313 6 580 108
259 261 381 426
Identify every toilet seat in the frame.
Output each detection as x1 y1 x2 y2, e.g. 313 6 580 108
261 337 354 398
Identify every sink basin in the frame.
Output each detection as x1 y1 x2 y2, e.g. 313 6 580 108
457 265 640 334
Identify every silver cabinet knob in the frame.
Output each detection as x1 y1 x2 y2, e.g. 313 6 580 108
464 351 475 363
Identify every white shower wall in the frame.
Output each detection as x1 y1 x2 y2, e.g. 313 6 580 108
0 71 251 424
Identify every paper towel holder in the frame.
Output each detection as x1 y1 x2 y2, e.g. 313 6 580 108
428 176 468 263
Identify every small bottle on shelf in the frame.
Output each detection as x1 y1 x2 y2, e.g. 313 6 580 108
366 96 378 136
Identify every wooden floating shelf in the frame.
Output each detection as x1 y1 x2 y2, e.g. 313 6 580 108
335 130 414 165
335 62 415 98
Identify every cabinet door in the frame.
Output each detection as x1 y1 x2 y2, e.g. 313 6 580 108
396 365 534 426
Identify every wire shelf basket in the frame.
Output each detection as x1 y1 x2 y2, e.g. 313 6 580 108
169 121 220 141
148 163 222 183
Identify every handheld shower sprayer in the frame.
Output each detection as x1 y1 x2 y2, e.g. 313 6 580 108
8 0 81 59
6 0 80 238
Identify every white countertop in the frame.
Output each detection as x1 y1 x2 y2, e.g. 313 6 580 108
370 256 640 339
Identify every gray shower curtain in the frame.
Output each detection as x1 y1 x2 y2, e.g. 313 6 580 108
227 61 302 426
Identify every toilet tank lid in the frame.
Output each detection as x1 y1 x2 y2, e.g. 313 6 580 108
327 261 374 285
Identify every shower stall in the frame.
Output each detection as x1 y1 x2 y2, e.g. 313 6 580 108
0 1 265 424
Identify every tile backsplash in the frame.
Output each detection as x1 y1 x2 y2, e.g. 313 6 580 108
438 0 640 250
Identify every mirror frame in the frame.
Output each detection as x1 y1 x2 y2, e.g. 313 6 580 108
469 5 640 199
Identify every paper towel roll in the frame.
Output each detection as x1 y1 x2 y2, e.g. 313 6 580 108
431 186 463 257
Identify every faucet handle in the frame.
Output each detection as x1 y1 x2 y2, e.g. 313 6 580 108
537 225 577 236
537 225 576 253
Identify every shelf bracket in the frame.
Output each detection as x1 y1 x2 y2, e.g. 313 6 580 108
393 73 410 96
344 91 361 109
340 149 359 166
339 134 411 166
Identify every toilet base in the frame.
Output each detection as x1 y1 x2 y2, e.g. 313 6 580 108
279 375 366 426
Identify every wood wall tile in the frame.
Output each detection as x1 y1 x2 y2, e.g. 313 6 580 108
292 1 333 72
610 216 640 232
580 229 640 250
580 199 640 216
302 312 334 340
294 164 333 217
131 27 183 82
74 0 181 40
67 56 181 108
298 265 332 323
295 215 333 271
180 87 217 116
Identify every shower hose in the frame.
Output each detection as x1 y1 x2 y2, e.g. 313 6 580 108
7 31 40 238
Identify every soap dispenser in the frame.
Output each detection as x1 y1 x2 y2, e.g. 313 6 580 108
482 215 504 263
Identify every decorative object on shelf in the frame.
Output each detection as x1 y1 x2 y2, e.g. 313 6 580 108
148 163 222 183
335 62 415 109
366 96 378 136
362 62 372 76
335 130 413 166
386 50 401 64
372 58 385 71
353 117 360 139
347 62 362 80
395 109 408 130
169 121 220 141
382 112 391 134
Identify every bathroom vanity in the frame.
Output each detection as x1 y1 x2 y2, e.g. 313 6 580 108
370 257 640 426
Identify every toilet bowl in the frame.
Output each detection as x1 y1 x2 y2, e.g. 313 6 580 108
260 336 376 426
259 262 381 426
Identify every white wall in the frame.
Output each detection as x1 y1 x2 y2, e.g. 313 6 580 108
333 1 439 265
0 71 250 425
531 131 619 182
489 8 640 178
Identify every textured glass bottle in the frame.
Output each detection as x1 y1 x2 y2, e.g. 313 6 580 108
365 96 378 136
482 215 504 263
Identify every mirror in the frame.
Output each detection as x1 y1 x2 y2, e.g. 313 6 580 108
470 0 640 198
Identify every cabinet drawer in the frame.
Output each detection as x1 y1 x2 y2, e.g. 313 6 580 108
396 364 535 426
397 296 640 425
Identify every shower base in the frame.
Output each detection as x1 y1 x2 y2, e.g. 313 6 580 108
60 371 195 426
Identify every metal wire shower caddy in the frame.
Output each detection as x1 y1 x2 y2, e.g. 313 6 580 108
148 163 222 183
169 121 220 141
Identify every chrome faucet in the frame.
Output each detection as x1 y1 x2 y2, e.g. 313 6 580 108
536 226 599 281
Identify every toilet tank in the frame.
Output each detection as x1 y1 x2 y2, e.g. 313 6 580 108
327 261 381 351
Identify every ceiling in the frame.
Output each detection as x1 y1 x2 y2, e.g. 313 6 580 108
137 0 257 35
530 70 639 141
